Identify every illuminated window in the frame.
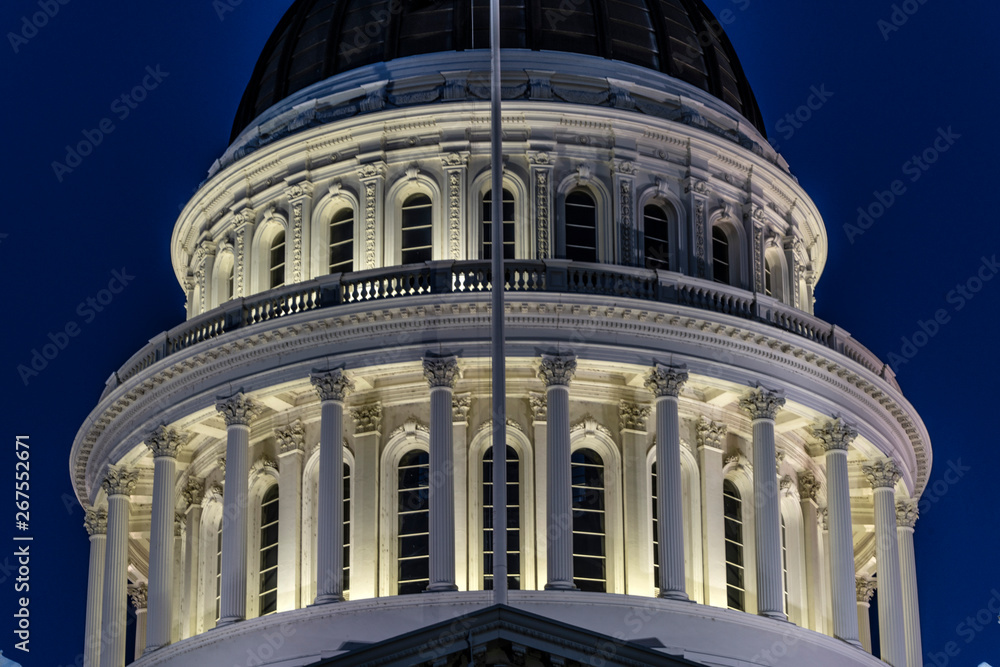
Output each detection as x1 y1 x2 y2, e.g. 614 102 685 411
571 448 606 592
712 227 730 285
401 194 432 265
483 445 520 590
329 208 354 273
214 521 222 623
482 188 515 260
723 479 745 611
343 462 351 597
565 191 598 263
258 485 279 616
397 450 430 594
269 232 285 288
644 204 671 270
651 460 659 591
764 257 774 297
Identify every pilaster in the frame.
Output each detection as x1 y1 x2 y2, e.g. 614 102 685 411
276 419 306 609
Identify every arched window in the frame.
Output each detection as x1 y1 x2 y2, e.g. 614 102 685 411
258 485 279 616
483 445 520 590
400 194 433 265
343 462 351 597
571 448 606 592
723 479 745 611
565 191 598 263
483 189 515 260
269 232 286 289
644 204 671 270
764 256 775 297
712 226 731 285
214 521 222 623
329 208 354 273
651 460 659 591
397 450 430 594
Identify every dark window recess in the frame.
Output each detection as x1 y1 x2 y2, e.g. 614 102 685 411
571 448 606 592
644 204 671 270
401 194 433 265
270 232 286 289
483 188 516 260
329 208 354 273
397 450 430 594
259 485 279 616
723 479 745 612
565 191 598 263
483 445 521 591
712 226 730 285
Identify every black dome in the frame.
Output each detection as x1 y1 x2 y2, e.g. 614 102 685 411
232 0 765 141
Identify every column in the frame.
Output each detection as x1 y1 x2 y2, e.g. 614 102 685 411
862 458 906 666
738 386 786 621
99 465 137 667
130 585 147 662
797 472 823 632
645 364 689 601
857 577 876 654
619 401 652 595
813 419 861 645
275 420 305 610
350 404 381 599
143 425 183 652
696 417 727 608
896 500 922 667
312 371 353 603
423 355 460 592
215 392 263 626
452 394 472 590
181 478 204 639
539 353 576 590
529 393 548 585
172 515 184 643
84 509 107 667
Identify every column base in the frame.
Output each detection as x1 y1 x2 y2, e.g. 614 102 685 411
658 591 691 602
424 583 459 593
758 611 789 622
836 636 863 650
143 643 166 655
544 582 578 591
216 615 244 628
312 593 345 605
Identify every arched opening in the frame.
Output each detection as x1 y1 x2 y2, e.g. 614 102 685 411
400 193 433 265
397 449 430 594
258 484 279 616
643 203 671 271
571 448 606 592
329 208 354 274
482 445 520 591
565 190 598 263
482 188 515 260
723 478 745 611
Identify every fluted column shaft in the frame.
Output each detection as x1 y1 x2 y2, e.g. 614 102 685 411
313 371 353 603
216 393 262 626
739 387 786 621
541 354 576 590
857 577 876 654
646 364 688 600
864 459 906 666
814 420 860 645
896 502 922 667
99 466 136 667
424 356 459 592
145 426 183 652
84 510 107 667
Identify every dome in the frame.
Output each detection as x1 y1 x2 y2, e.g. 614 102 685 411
231 0 766 141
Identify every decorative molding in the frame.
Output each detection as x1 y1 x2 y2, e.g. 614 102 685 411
862 458 902 489
217 456 226 474
738 386 785 421
275 419 305 454
813 418 858 452
174 512 184 537
388 419 430 441
215 392 263 427
527 151 551 165
533 169 550 259
101 465 137 497
895 500 918 528
538 353 576 387
356 163 387 180
208 483 224 500
447 169 462 259
645 363 688 398
724 453 751 474
452 393 472 422
618 401 650 431
619 178 633 265
284 182 313 201
696 416 727 450
570 417 613 438
474 418 523 437
145 424 184 459
775 449 786 473
818 506 829 531
528 392 547 422
351 404 382 435
129 583 148 610
311 369 354 402
798 471 819 500
363 180 377 269
423 354 461 388
290 200 304 282
183 477 205 507
779 474 795 496
84 508 107 536
251 456 278 476
856 577 876 603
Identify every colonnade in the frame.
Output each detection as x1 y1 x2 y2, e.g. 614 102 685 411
81 356 924 667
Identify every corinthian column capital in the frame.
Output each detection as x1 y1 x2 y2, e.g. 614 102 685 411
798 471 820 500
538 353 576 387
895 500 918 528
618 401 650 431
645 363 688 398
862 458 902 489
351 404 382 434
738 385 785 420
813 418 858 451
275 419 306 453
145 425 185 459
423 354 461 388
311 370 353 402
216 392 262 426
129 583 148 610
182 477 205 507
84 508 108 536
857 577 876 603
102 465 138 497
695 416 727 449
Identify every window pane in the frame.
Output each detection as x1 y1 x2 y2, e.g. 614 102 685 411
712 227 730 285
565 191 597 263
483 188 516 260
644 204 670 270
397 448 429 594
572 448 606 591
329 208 354 273
483 445 521 589
270 232 285 288
401 194 432 264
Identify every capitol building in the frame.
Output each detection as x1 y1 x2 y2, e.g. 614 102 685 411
70 1 930 665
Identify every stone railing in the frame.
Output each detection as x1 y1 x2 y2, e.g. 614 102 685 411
104 260 898 398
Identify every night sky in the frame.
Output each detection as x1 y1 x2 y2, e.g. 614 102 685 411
2 1 997 665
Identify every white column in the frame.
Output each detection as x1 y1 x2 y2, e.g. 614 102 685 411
857 576 876 654
275 420 305 610
645 364 689 601
312 371 354 603
84 509 107 667
863 458 906 667
896 501 922 667
130 585 147 662
350 405 381 600
216 393 263 626
696 417 727 608
540 353 576 590
738 386 786 621
143 426 183 652
813 419 861 645
619 401 652 595
423 355 460 592
181 478 204 639
99 465 137 667
797 472 823 632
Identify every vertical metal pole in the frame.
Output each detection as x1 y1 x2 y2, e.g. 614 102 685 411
489 0 508 607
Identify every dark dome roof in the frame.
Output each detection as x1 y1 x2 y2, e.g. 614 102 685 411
232 0 765 141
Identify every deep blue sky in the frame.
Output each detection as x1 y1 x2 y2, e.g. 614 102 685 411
1 1 997 665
